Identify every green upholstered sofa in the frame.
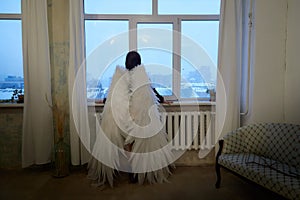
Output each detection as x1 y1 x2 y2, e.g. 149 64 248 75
215 123 300 200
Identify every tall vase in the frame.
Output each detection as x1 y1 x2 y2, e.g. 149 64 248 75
53 138 70 178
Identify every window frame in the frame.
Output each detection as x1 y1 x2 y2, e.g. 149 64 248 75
83 0 219 101
0 7 23 103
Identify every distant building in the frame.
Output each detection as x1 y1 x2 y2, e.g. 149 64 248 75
4 76 24 82
0 76 24 89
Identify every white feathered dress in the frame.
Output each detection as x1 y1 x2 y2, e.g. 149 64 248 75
87 65 175 187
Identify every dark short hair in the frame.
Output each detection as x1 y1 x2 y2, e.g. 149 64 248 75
125 51 141 70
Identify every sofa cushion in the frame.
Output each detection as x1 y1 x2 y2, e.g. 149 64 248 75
222 129 247 154
263 123 300 168
243 123 270 156
219 153 300 200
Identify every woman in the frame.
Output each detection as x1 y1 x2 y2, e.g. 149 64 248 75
87 51 175 187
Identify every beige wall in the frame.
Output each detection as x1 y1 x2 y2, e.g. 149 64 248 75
0 107 23 168
244 0 300 124
285 0 300 124
48 0 70 144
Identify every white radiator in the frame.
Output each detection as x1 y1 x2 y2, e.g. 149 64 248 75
92 111 215 151
162 111 214 150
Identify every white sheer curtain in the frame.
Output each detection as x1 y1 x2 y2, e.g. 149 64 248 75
215 0 245 141
69 0 91 165
22 0 54 168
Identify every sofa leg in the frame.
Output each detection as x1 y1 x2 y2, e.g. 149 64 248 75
215 163 221 188
215 140 224 188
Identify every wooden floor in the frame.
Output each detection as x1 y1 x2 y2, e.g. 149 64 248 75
0 165 287 200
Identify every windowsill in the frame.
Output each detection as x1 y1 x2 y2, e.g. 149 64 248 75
0 103 24 108
0 101 215 108
88 100 215 107
164 100 215 106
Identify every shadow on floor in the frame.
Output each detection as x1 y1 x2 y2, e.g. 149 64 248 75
0 165 287 200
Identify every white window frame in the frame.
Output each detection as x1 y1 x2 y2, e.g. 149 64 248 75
0 7 23 103
83 0 219 101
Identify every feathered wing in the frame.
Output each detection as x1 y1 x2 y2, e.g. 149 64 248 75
87 66 129 187
127 66 175 184
88 65 175 187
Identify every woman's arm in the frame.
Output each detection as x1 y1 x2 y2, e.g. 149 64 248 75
152 87 164 103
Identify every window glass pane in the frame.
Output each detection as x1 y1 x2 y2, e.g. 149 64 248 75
158 0 220 15
0 20 23 101
84 0 152 14
181 21 219 99
137 23 173 96
85 20 129 99
0 0 21 14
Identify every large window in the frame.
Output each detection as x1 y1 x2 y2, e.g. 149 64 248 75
84 0 220 101
85 20 129 98
0 0 23 102
137 23 173 96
